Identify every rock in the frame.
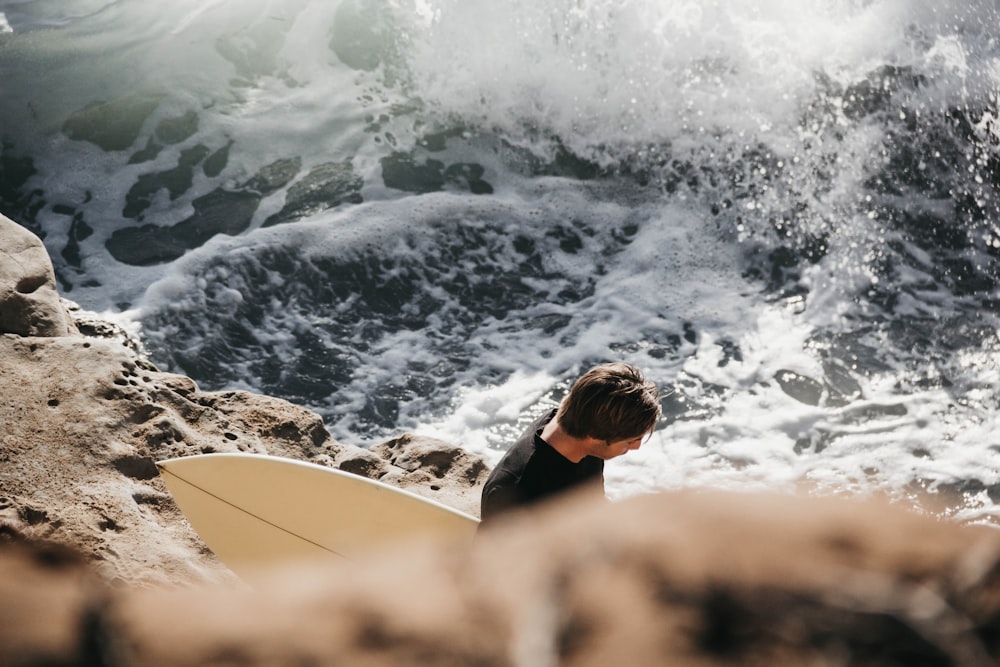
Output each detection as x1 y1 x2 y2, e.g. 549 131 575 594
333 447 392 479
0 214 77 336
61 93 164 152
262 160 364 227
366 434 490 517
0 537 108 667
107 188 261 266
3 490 1000 666
0 325 362 586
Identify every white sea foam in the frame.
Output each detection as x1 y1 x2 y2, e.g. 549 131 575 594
4 0 1000 520
394 0 999 160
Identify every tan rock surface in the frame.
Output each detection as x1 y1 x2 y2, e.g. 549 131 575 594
370 434 490 517
0 213 77 337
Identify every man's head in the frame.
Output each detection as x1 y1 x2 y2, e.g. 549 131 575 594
557 362 661 446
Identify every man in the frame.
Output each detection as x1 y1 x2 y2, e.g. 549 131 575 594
479 362 661 524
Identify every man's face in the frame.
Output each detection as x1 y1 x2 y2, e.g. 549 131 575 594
592 432 651 460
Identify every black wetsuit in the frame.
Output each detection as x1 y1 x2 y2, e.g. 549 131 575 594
480 409 604 523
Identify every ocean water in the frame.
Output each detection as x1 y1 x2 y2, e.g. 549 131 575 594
3 0 1000 522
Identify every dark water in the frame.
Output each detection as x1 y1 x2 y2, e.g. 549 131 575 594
2 0 1000 515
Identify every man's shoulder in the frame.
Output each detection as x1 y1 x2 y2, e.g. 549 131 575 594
486 434 539 484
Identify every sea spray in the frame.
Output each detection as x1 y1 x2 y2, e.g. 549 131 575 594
1 0 1000 520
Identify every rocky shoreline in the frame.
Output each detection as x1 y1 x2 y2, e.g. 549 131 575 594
4 212 1000 665
1 212 487 586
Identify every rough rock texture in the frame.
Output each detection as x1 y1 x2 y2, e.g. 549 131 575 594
0 213 77 336
370 434 490 517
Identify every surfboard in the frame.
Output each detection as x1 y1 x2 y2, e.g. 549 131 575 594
156 452 480 580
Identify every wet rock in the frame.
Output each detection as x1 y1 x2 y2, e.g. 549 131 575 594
444 162 494 194
242 156 301 196
155 110 199 146
128 137 164 164
62 92 164 152
381 153 446 193
774 369 824 406
203 141 233 179
123 144 212 219
840 65 925 121
0 146 39 224
263 160 363 226
107 188 261 266
379 153 494 196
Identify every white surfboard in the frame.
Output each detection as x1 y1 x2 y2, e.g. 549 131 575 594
156 453 479 580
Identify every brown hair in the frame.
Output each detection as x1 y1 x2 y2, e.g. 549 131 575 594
556 362 661 442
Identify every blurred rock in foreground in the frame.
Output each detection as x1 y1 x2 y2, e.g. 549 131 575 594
3 490 1000 666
